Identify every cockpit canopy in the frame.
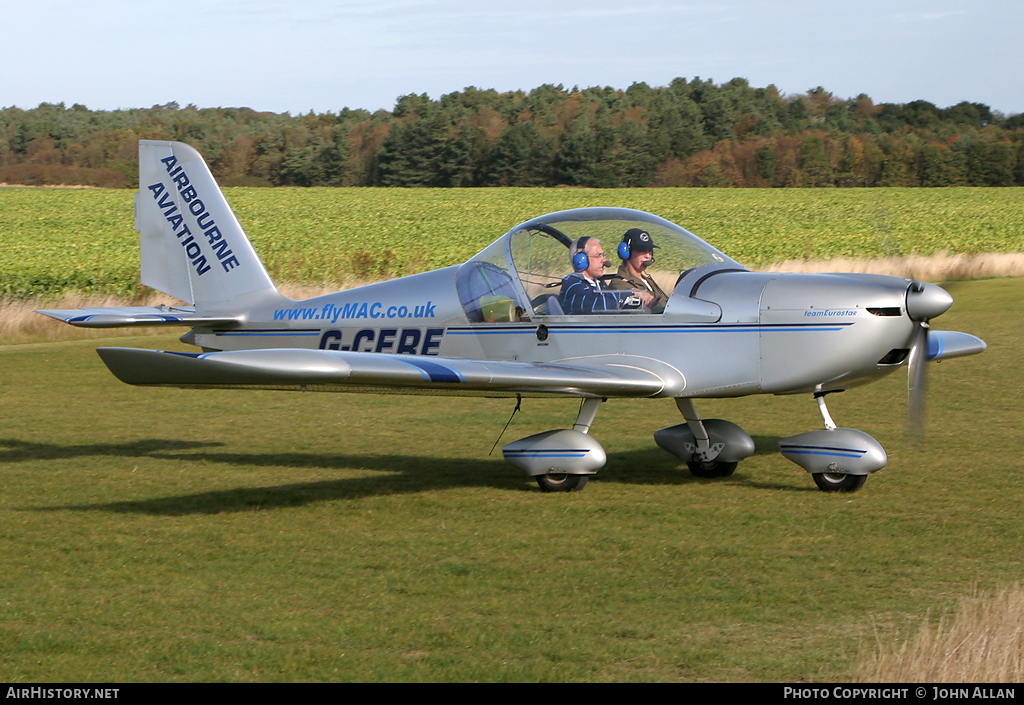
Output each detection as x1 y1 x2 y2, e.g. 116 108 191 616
457 208 743 322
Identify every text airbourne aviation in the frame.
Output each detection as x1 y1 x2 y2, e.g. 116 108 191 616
147 153 242 277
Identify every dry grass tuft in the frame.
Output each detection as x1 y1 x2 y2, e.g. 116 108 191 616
647 251 1023 301
275 281 355 300
854 585 1024 683
767 251 1024 282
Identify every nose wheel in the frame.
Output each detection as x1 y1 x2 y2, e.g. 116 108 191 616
778 392 883 493
812 472 867 493
810 393 867 492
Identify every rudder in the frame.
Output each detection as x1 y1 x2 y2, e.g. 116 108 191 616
136 140 277 306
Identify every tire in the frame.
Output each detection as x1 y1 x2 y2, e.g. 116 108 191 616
686 460 738 478
812 472 868 493
536 474 589 493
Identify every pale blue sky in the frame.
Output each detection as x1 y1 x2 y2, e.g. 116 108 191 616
3 0 1022 115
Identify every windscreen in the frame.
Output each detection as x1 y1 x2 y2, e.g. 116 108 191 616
457 208 743 320
508 209 740 316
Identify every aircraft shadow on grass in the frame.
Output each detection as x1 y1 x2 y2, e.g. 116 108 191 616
13 434 808 517
0 437 224 463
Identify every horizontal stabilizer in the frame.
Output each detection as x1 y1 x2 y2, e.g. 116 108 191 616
927 331 987 361
96 347 668 398
37 306 241 329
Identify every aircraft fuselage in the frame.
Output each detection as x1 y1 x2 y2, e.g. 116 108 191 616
190 267 918 399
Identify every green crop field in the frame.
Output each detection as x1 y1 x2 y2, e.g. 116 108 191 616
0 276 1020 682
2 186 1023 299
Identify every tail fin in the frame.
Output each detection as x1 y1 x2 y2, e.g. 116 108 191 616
136 140 278 307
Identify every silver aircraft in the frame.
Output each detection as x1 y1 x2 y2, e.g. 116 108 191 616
39 140 987 493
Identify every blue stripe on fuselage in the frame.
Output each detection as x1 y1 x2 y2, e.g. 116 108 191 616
445 322 854 336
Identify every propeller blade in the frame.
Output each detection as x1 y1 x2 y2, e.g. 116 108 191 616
907 321 929 441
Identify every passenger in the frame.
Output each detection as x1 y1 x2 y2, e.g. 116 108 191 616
559 236 652 314
607 228 667 312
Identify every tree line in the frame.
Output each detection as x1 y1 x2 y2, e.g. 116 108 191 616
2 78 1022 188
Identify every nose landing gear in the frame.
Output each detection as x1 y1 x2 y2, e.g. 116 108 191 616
779 392 886 493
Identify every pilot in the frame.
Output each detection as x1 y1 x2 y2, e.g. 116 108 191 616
559 236 650 314
607 228 666 312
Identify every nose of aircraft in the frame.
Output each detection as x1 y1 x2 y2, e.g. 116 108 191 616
905 281 953 321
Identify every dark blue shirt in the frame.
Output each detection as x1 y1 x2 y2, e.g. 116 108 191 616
559 273 623 314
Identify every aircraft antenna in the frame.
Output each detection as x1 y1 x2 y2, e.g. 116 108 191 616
489 395 523 455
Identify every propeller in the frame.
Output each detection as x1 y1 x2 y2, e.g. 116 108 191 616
906 319 929 440
904 282 953 441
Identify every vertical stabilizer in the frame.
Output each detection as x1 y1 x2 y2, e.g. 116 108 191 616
136 140 277 306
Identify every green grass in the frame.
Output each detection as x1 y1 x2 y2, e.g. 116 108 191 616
0 277 1020 681
2 186 1023 298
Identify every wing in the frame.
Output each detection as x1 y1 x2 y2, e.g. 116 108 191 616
36 306 241 329
927 330 987 361
95 347 669 398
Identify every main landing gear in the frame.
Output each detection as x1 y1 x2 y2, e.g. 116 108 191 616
501 398 605 493
535 473 589 493
653 399 756 477
503 393 888 494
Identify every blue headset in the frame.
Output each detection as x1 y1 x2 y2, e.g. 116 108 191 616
618 229 655 263
571 236 592 271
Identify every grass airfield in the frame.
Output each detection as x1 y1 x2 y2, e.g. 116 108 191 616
0 277 1021 682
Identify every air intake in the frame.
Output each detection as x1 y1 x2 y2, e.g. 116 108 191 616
878 348 910 365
